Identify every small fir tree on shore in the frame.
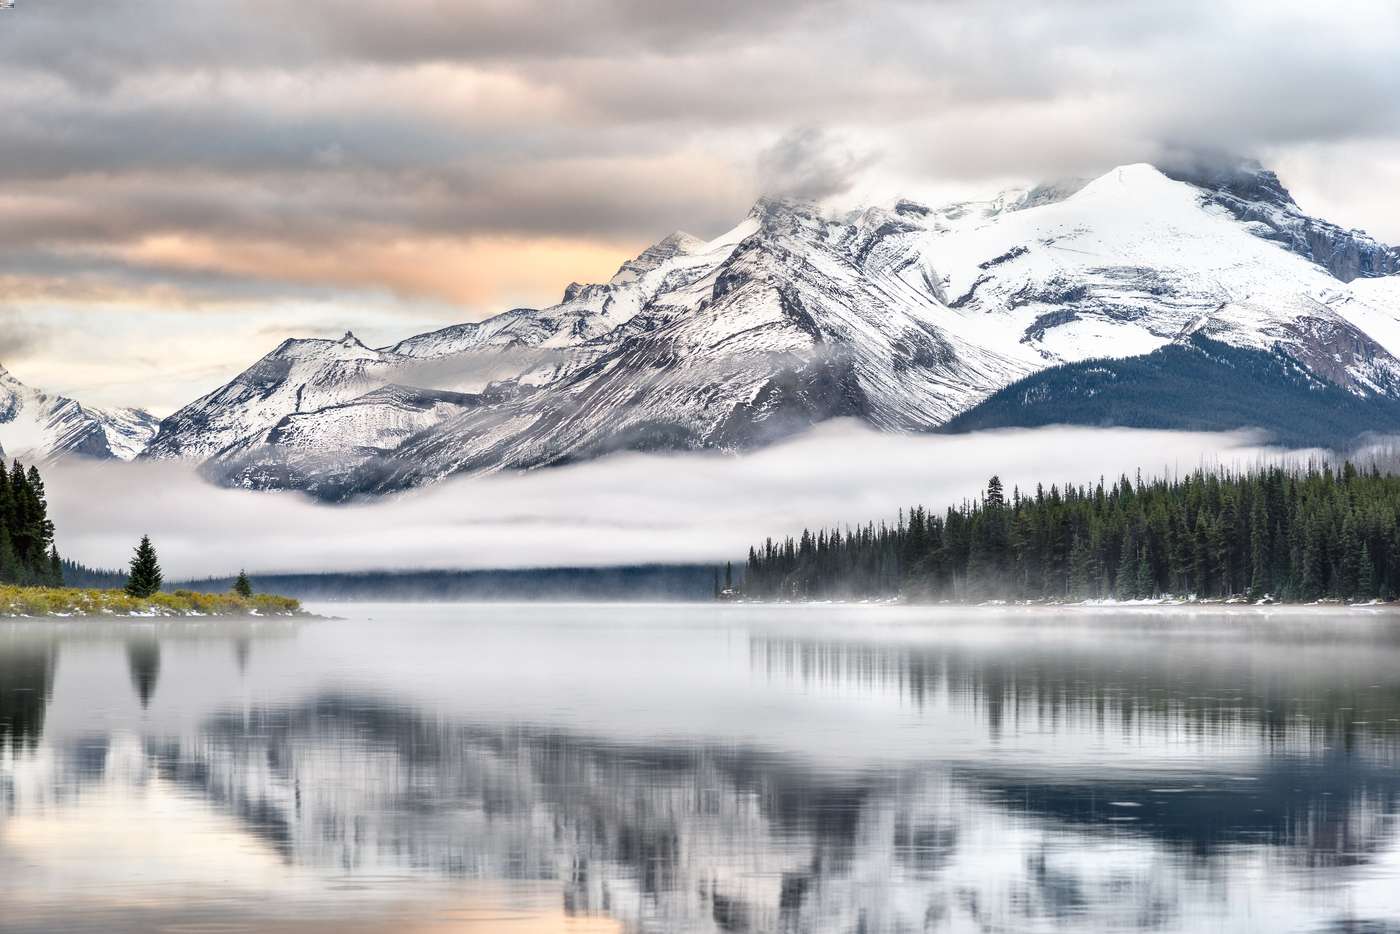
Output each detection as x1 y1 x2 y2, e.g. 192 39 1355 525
233 570 253 598
124 535 163 598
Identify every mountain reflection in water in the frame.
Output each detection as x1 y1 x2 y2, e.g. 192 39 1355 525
3 605 1400 933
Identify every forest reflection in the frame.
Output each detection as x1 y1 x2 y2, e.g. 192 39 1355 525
750 627 1400 750
57 692 1400 930
0 638 56 755
4 612 1400 933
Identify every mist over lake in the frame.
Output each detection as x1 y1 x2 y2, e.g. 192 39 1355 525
44 423 1306 579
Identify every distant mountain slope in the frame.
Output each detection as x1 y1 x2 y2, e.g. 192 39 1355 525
0 365 159 461
943 335 1400 448
135 159 1400 497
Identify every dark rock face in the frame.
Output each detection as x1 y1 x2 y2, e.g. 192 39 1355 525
1294 225 1400 281
1163 159 1297 209
711 352 871 450
893 198 930 218
1276 316 1400 396
1163 158 1400 282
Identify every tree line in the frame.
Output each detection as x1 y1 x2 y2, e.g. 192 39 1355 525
1 459 256 600
743 464 1400 603
0 460 62 586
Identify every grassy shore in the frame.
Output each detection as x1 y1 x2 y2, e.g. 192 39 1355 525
0 584 303 618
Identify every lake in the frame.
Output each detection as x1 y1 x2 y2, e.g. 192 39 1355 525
4 603 1400 933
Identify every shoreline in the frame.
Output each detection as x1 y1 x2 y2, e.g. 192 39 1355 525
0 584 307 619
728 599 1400 613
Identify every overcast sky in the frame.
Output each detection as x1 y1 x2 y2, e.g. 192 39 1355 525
3 0 1399 413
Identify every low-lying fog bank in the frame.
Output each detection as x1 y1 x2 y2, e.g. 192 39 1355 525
48 422 1319 580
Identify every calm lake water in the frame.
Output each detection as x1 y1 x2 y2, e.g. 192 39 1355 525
4 603 1400 933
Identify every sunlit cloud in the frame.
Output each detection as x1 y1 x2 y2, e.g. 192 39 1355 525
1 0 1398 411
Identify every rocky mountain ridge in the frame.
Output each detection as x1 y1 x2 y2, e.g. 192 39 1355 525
0 365 159 462
61 159 1400 495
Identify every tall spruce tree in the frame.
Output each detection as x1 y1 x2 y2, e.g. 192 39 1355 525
124 536 163 598
233 570 253 598
0 460 59 587
1249 495 1271 598
48 547 63 587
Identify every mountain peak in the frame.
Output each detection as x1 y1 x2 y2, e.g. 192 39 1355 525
657 230 704 253
0 364 158 461
269 331 382 363
610 230 708 284
893 198 931 218
748 194 823 224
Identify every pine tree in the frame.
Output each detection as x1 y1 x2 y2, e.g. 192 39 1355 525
1300 515 1326 601
1134 546 1155 598
233 570 253 598
0 527 15 585
1114 538 1137 600
48 547 63 587
1358 544 1376 601
1068 533 1094 598
1248 495 1270 599
124 536 163 598
0 460 58 586
1340 515 1362 598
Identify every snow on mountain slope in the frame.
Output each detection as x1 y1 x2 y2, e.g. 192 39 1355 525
0 365 159 461
223 197 1046 495
1161 160 1400 282
921 163 1400 393
139 159 1400 497
214 384 497 495
1343 276 1400 359
142 332 405 460
96 407 163 459
145 216 769 475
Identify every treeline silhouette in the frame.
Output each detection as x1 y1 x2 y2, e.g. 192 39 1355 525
744 464 1400 603
175 564 719 602
58 559 126 589
0 460 61 586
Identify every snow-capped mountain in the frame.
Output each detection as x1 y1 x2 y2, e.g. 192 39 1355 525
0 365 159 462
139 159 1400 498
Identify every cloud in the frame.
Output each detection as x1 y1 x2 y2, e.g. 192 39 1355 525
757 128 877 201
2 0 1399 412
0 311 51 362
46 423 1313 579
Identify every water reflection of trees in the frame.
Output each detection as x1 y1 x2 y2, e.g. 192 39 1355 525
0 640 57 755
126 638 161 709
106 693 1400 932
141 699 947 931
749 634 1400 751
8 618 1400 933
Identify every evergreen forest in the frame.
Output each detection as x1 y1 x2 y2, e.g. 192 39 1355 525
743 464 1400 603
0 460 62 587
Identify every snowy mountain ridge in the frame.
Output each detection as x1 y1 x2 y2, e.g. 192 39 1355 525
133 159 1400 498
0 365 159 462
